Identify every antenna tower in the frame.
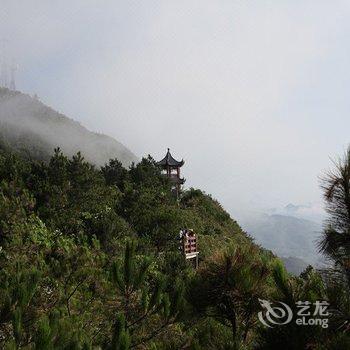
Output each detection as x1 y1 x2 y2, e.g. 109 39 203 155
0 39 9 88
9 61 18 90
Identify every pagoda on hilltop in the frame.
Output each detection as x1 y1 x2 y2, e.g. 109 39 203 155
157 148 185 197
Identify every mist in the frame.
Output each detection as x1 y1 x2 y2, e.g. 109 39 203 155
2 1 350 220
0 89 137 166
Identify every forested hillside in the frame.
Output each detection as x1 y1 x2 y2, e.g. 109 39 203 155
0 148 349 349
0 88 137 166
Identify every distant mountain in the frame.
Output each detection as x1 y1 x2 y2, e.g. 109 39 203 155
282 256 309 276
0 88 138 167
267 202 325 224
241 213 325 267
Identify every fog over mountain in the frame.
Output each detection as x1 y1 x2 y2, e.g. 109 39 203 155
2 1 350 219
281 256 310 276
267 203 325 224
241 212 326 267
0 88 137 166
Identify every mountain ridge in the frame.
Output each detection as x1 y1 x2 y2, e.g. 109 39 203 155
0 88 138 167
241 212 324 267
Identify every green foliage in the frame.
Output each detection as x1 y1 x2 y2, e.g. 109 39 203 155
35 317 52 350
108 241 186 348
102 158 129 190
110 314 130 350
189 244 273 348
0 146 348 349
319 146 350 281
256 267 327 350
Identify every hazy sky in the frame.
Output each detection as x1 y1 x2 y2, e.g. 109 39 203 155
2 1 350 220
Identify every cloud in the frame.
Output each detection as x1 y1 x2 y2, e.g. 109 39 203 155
2 1 350 218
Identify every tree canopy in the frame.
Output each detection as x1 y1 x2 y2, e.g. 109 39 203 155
0 147 348 349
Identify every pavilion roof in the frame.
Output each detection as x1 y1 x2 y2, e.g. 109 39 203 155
157 148 184 167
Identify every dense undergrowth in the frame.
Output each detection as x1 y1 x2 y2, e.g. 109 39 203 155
0 147 349 349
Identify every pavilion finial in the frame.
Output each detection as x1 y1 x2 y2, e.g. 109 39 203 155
167 147 170 152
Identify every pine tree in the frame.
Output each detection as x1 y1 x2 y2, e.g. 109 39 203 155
319 146 350 282
189 244 272 347
109 240 185 348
